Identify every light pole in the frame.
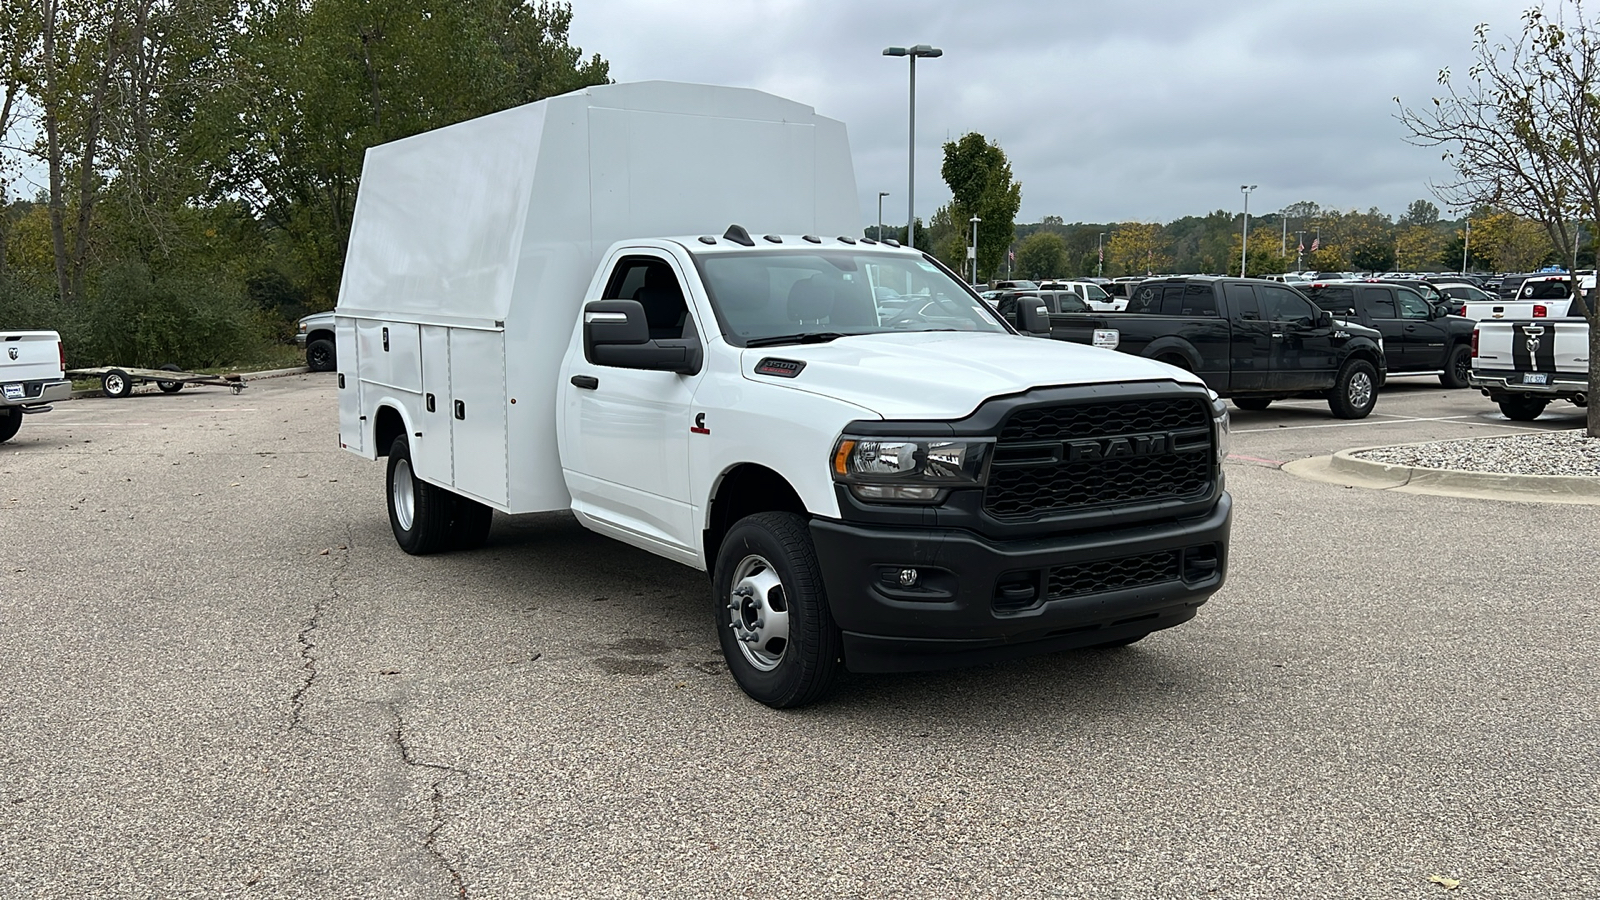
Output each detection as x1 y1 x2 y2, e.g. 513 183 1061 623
883 44 942 251
1295 230 1306 272
877 191 890 241
1462 216 1471 273
969 215 981 284
1240 184 1257 276
1098 232 1106 278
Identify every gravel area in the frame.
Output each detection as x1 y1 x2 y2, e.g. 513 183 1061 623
1352 428 1600 476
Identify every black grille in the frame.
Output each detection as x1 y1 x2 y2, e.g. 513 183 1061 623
984 398 1212 520
1047 550 1180 601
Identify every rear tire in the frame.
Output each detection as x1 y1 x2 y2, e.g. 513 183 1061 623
1328 359 1378 419
307 338 336 372
103 369 133 398
1440 344 1471 389
386 435 454 555
1231 397 1272 411
156 363 184 393
0 410 20 443
449 495 495 550
1497 395 1548 421
712 512 842 708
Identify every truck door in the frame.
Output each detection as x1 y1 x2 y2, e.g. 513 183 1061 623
335 316 362 453
1222 282 1271 391
1260 284 1337 391
1395 287 1446 369
1354 286 1405 364
562 252 705 552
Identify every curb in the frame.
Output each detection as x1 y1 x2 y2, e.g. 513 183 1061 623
68 365 313 400
1283 438 1600 505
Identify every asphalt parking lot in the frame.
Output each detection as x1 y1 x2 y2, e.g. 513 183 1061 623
1 373 1595 898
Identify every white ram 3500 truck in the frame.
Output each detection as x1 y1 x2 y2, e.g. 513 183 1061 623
1 331 70 444
1470 316 1592 420
337 82 1232 707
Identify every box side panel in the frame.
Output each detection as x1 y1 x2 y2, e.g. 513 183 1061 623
414 325 453 484
448 329 510 507
337 104 546 323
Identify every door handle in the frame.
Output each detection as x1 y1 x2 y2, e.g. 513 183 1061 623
1404 325 1417 331
1271 332 1284 339
570 374 599 390
453 400 465 420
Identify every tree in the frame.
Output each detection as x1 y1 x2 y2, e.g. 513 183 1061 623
1395 224 1448 270
940 132 1022 283
1400 199 1441 227
1474 209 1556 271
1014 231 1065 281
1107 222 1168 276
1396 2 1600 434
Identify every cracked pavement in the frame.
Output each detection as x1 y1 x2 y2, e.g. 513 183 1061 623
0 373 1595 898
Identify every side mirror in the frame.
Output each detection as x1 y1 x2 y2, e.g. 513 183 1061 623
583 300 701 374
1020 299 1051 335
1316 309 1333 328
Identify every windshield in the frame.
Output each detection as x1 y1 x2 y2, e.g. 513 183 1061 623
697 250 1008 346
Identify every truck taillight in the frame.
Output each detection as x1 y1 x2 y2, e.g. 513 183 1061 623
58 341 65 372
1534 304 1547 317
1471 328 1479 358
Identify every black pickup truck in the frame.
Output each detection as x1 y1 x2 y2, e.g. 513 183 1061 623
1298 281 1475 387
1007 276 1388 418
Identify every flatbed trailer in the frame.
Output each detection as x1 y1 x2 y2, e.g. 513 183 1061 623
66 366 246 398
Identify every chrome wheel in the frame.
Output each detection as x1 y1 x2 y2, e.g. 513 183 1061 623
727 554 790 671
391 458 416 532
105 373 125 395
1347 371 1373 410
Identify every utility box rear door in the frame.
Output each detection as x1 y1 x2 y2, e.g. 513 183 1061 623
448 328 509 506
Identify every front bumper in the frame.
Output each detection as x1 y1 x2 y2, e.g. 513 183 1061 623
1 379 71 408
810 493 1231 673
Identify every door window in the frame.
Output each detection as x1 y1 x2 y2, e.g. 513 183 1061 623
603 256 691 339
1223 283 1260 319
1259 285 1317 324
1358 286 1397 319
1396 288 1430 320
1179 283 1218 317
1309 286 1355 315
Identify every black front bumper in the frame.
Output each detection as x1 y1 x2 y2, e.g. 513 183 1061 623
810 493 1231 673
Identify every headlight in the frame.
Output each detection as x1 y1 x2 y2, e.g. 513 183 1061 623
831 437 993 503
1211 397 1230 462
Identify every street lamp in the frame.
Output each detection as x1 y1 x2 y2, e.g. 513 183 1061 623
1240 184 1257 277
969 215 982 284
1098 232 1106 278
877 191 890 242
1462 216 1471 274
883 44 942 251
1295 230 1306 272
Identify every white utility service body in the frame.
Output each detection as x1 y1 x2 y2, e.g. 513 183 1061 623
1 331 70 444
337 82 1233 707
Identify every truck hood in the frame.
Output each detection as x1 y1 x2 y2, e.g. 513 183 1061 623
739 331 1200 420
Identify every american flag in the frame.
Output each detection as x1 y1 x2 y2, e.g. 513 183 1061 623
1310 237 1320 252
1297 240 1305 253
1008 250 1015 263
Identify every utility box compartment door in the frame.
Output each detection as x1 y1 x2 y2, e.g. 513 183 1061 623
415 325 453 484
335 317 363 454
356 320 422 393
448 329 508 506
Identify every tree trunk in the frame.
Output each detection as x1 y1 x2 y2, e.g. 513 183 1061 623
41 0 71 305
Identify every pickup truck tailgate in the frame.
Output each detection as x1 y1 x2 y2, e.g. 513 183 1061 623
1472 320 1587 375
2 332 65 387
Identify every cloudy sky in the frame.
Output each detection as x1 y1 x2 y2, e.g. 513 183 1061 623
568 0 1515 230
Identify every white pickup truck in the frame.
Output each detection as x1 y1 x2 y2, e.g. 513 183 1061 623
336 82 1233 707
1 331 71 444
1469 315 1592 419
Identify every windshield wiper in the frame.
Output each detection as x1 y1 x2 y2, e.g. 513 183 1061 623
744 332 854 348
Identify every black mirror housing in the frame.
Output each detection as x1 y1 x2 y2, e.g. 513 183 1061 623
583 299 702 374
1020 299 1051 335
1316 309 1333 327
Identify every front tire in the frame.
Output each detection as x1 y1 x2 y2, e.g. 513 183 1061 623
306 338 336 372
1440 344 1471 389
386 435 454 555
1232 397 1272 411
0 410 20 443
1497 395 1548 421
103 369 133 398
1328 359 1378 419
712 512 842 708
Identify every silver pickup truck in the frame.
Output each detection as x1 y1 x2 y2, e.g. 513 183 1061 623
1469 317 1591 420
2 331 71 443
